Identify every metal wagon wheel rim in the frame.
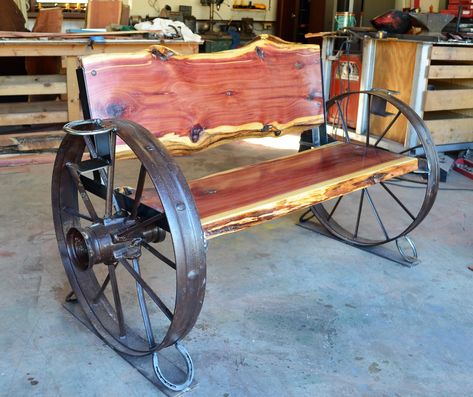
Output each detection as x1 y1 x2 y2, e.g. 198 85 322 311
311 90 439 246
52 119 206 356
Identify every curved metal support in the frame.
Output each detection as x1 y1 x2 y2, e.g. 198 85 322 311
395 236 418 266
153 342 194 392
299 209 314 223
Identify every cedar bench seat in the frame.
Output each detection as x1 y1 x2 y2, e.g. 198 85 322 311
139 141 418 239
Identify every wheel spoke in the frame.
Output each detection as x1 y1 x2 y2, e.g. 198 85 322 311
374 111 401 147
105 132 117 218
399 144 422 155
365 96 371 147
92 263 117 303
132 258 156 348
380 182 416 221
354 190 365 239
131 164 147 220
119 258 174 322
335 100 351 143
365 189 389 240
327 195 343 221
62 206 94 222
66 163 100 222
393 176 428 185
142 241 176 270
107 263 126 338
84 135 98 158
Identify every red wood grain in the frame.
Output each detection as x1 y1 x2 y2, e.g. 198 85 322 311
190 143 407 218
81 36 324 153
139 142 418 238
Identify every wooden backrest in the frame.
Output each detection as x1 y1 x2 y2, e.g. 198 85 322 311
80 35 324 155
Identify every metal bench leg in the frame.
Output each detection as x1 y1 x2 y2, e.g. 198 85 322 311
153 342 194 392
395 235 418 265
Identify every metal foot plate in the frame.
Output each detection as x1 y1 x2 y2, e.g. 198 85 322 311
297 220 420 268
63 299 198 396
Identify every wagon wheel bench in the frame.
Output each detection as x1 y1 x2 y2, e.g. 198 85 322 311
51 35 439 391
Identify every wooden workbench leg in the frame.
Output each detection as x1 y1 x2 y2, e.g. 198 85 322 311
66 56 82 121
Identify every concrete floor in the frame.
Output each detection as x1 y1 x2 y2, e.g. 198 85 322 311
0 138 472 396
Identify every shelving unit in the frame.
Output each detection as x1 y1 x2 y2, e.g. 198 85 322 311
0 38 199 126
424 45 473 145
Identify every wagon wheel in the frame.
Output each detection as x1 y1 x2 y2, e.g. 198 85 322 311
307 90 439 247
52 119 206 390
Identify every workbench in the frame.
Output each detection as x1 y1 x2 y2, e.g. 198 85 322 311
0 38 200 126
322 35 473 150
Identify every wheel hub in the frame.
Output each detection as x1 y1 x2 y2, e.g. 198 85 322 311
66 217 165 271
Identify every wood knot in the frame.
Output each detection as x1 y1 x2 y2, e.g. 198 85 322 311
260 124 273 132
295 61 304 70
106 103 126 118
190 124 204 143
255 46 265 60
151 47 175 61
370 173 385 184
307 91 318 101
261 124 281 136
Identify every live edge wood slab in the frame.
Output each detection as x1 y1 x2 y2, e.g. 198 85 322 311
81 35 325 155
138 142 418 238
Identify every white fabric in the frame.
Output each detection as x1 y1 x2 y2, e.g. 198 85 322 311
134 18 201 42
13 0 28 20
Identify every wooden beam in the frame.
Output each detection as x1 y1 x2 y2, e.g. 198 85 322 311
431 46 473 62
424 89 473 111
0 152 57 168
428 65 473 80
0 75 66 96
66 56 82 121
0 130 64 153
425 117 473 144
0 30 161 39
0 101 68 125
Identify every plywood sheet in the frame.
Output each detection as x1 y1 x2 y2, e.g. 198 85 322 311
372 40 418 145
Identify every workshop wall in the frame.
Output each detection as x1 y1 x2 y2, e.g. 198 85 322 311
363 0 396 26
129 0 277 21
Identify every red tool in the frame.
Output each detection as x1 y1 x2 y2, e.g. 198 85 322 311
453 158 473 180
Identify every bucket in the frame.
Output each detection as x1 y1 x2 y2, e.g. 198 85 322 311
334 12 356 30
